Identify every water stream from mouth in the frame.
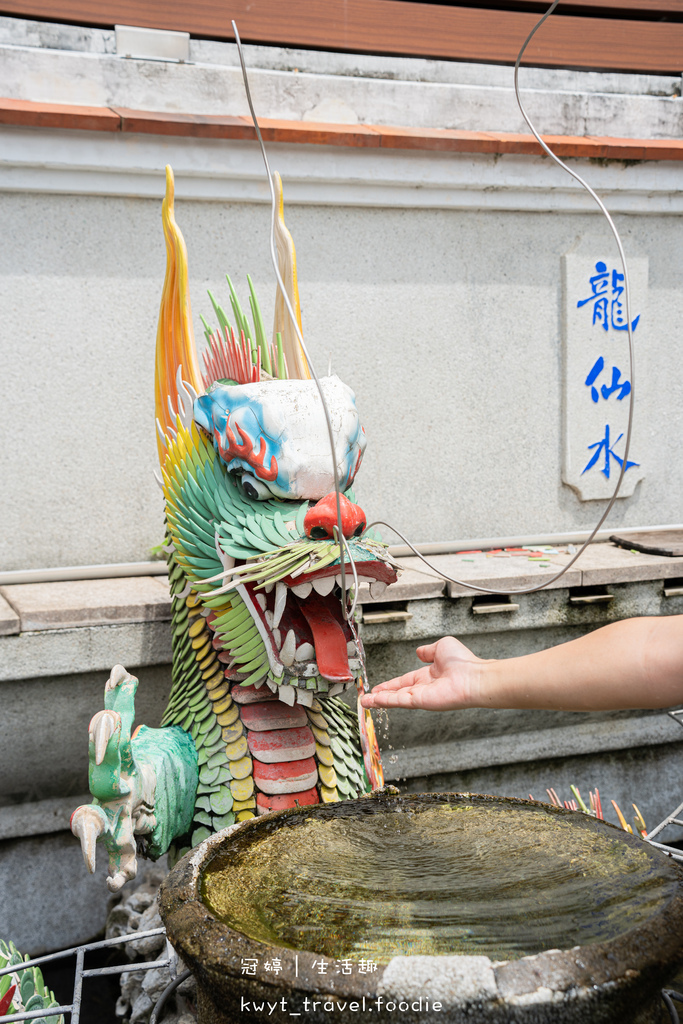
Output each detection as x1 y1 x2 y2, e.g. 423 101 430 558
201 799 677 963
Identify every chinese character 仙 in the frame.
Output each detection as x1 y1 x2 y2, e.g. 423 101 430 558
241 958 258 976
585 357 631 403
582 424 639 479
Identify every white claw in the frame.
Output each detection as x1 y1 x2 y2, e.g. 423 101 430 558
273 582 287 629
295 642 315 662
89 709 121 766
292 582 312 599
71 804 107 874
312 576 335 596
106 664 133 693
280 629 297 667
256 593 267 611
370 581 388 599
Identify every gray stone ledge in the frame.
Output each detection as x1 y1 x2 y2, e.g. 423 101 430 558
0 793 90 840
383 712 683 782
0 621 172 682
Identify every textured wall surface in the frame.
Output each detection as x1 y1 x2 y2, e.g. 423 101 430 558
1 192 682 568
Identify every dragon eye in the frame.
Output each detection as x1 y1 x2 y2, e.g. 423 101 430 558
241 473 272 501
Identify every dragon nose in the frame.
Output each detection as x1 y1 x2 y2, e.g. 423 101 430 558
304 492 367 541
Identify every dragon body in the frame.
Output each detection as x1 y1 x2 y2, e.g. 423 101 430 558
71 168 397 889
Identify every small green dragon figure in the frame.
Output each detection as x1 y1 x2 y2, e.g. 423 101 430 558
71 167 398 891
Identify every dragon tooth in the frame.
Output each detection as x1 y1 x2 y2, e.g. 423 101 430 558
273 582 287 629
328 683 345 696
292 582 312 599
264 581 275 594
311 576 335 597
295 642 315 662
265 610 274 628
296 688 314 707
347 641 357 656
272 627 282 649
280 629 297 667
256 593 267 611
278 684 296 706
370 581 388 598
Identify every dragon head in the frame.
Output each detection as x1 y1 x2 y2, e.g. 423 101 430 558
155 166 398 707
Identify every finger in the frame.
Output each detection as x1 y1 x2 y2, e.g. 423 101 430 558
362 684 433 710
416 642 438 663
366 666 432 695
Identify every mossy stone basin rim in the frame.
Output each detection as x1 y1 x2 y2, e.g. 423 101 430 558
159 791 683 1024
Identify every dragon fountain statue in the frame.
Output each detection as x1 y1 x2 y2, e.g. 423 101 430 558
70 167 397 892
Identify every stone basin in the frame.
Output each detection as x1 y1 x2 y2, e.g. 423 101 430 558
159 792 683 1023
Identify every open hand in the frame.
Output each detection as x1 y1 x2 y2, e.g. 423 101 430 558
359 636 485 711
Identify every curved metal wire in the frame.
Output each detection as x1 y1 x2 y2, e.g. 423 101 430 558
662 989 683 1024
233 0 638 600
150 968 192 1024
232 22 354 620
367 0 638 596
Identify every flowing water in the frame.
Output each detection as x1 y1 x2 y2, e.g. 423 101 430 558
201 799 677 963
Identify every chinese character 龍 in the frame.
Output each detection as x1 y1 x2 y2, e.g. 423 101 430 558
577 262 639 333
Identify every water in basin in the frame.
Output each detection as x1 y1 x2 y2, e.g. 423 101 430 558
201 798 677 963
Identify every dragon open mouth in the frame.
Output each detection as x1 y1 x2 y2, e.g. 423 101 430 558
218 559 397 695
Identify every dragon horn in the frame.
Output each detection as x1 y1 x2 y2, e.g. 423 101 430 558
272 171 311 380
154 165 203 464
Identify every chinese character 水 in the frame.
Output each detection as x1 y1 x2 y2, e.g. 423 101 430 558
582 424 639 479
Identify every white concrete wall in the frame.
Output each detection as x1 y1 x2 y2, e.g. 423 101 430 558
1 17 682 571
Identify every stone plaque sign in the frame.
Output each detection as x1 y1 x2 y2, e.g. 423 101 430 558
562 254 648 501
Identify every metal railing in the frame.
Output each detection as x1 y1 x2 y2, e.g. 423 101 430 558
0 926 187 1024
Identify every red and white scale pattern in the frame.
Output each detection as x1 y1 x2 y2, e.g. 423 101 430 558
232 683 327 815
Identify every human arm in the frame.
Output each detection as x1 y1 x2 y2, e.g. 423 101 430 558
359 615 683 712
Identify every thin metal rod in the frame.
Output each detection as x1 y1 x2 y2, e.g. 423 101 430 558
82 958 171 978
150 968 192 1024
0 1008 73 1023
647 799 683 840
70 947 85 1024
0 928 167 978
232 21 353 621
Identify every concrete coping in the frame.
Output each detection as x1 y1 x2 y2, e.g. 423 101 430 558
2 542 683 636
2 97 683 162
